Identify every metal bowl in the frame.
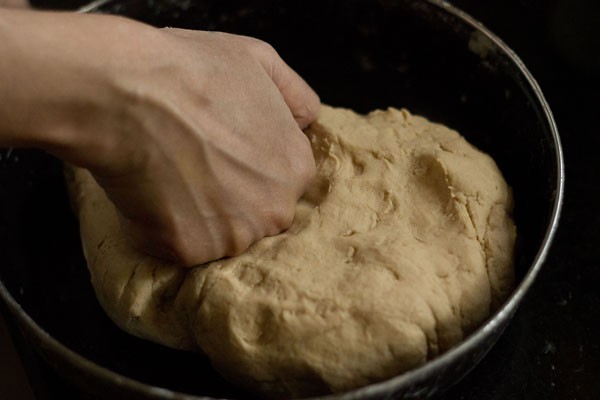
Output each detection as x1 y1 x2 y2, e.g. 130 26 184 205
0 0 563 399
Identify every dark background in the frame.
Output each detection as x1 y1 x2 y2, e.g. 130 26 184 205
1 0 599 399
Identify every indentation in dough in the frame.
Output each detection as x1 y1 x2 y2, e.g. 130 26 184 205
350 155 365 176
302 176 331 206
410 154 453 211
232 263 268 289
237 304 278 345
380 190 396 214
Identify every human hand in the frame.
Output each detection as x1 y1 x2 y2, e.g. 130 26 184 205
0 10 319 266
0 0 29 9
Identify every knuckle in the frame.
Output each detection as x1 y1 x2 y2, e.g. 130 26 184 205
269 201 296 232
227 228 254 257
305 92 321 124
294 92 321 130
251 37 277 54
290 135 317 185
130 217 201 267
160 234 197 267
244 36 279 61
300 152 317 184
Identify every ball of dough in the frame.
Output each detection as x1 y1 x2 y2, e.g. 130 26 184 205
67 105 515 399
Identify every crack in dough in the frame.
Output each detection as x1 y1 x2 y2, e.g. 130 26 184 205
67 105 516 399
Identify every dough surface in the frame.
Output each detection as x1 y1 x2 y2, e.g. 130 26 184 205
68 105 516 399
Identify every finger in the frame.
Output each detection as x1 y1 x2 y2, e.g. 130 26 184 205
119 215 218 267
251 40 321 129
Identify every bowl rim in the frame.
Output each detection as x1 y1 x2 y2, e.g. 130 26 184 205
0 0 564 399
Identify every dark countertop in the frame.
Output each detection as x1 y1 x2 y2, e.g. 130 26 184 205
1 0 598 399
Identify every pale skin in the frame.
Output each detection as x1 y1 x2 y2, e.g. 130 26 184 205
0 2 320 266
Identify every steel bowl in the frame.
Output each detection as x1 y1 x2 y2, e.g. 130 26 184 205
0 0 563 399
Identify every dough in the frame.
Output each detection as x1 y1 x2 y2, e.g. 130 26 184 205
67 105 516 399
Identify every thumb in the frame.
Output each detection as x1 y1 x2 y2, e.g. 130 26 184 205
253 41 321 129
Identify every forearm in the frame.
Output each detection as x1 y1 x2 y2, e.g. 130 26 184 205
0 9 159 169
0 8 82 150
0 0 29 9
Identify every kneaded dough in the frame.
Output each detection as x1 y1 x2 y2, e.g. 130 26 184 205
68 105 516 399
